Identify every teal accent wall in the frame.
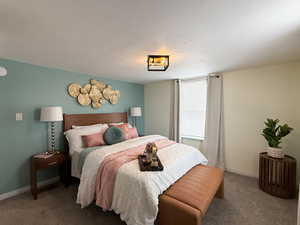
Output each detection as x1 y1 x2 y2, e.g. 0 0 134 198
0 58 144 194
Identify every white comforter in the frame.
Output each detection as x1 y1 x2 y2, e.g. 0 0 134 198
77 135 208 225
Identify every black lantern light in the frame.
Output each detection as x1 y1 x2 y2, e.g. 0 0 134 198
147 55 169 71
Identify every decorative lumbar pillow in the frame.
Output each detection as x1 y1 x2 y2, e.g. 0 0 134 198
82 132 105 147
103 126 125 145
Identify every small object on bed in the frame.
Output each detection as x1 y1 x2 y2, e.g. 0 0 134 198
138 142 163 171
150 158 159 167
138 154 163 171
144 142 158 163
103 126 125 145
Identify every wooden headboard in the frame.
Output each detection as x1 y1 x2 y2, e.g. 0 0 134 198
63 112 128 132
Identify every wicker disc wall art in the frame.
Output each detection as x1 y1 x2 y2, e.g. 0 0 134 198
68 83 81 97
67 80 121 109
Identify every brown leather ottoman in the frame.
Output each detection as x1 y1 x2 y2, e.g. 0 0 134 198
158 165 224 225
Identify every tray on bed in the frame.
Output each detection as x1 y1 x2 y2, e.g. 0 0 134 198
138 155 164 171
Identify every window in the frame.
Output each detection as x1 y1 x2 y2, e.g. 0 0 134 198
181 79 207 140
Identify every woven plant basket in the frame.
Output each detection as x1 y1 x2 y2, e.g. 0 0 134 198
267 147 284 158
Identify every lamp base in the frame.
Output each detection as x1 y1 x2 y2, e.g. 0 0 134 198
48 122 57 152
132 117 137 128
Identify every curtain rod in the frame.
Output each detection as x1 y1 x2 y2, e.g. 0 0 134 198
209 72 221 78
177 72 221 82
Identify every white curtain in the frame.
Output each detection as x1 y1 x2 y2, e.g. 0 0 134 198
170 79 181 143
203 73 225 168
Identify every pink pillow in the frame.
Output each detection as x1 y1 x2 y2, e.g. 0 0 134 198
82 132 105 147
128 127 138 139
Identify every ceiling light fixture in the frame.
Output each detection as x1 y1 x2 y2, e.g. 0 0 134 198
147 55 169 71
0 66 7 76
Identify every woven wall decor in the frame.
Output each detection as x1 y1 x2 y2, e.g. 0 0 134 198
67 80 121 109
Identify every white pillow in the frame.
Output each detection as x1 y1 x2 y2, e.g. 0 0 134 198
109 122 133 128
72 123 106 129
64 124 108 155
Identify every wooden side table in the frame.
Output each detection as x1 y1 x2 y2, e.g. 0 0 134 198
30 152 67 200
259 152 296 199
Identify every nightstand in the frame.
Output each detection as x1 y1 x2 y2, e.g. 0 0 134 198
259 152 296 198
30 152 67 200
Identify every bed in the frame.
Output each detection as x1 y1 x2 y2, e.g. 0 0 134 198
63 112 209 225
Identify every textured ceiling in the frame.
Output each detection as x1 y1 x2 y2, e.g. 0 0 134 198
1 0 300 83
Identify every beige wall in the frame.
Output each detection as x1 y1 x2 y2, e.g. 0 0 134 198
224 62 300 178
144 62 300 180
144 80 173 138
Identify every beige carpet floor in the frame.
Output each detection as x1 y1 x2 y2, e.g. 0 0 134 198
0 172 297 225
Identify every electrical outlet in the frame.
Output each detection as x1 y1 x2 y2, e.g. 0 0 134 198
16 112 23 121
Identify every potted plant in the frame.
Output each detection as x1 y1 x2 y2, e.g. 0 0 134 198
262 118 293 158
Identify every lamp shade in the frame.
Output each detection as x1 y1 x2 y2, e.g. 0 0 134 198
130 107 142 117
40 107 63 122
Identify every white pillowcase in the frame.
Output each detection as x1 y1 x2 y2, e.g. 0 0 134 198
72 123 106 129
65 124 108 155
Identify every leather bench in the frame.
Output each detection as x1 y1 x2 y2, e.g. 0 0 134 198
158 165 224 225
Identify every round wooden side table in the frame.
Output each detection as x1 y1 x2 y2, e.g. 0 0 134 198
259 152 296 199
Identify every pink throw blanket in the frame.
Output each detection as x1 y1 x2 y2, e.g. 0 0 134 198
95 139 175 210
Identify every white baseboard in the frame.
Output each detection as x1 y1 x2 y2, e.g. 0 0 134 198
0 177 59 201
225 168 258 179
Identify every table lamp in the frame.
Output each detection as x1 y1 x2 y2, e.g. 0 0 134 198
130 107 142 128
40 106 63 152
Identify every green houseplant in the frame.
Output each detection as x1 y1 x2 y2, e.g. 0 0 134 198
262 118 293 158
